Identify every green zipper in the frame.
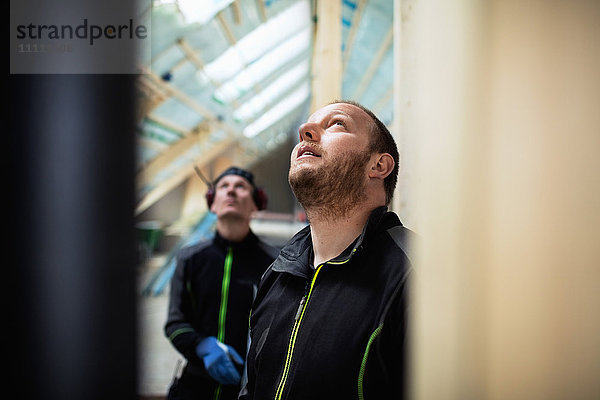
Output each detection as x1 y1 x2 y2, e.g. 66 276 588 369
214 246 234 400
217 247 233 342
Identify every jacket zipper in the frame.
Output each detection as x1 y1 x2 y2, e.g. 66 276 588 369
214 246 234 400
274 248 358 400
274 265 323 400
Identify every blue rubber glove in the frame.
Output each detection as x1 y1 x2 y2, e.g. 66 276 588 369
196 336 244 385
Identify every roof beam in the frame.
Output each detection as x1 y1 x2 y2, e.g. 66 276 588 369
136 74 170 119
342 0 366 72
176 38 240 107
141 68 241 137
232 0 242 24
151 38 197 76
214 8 268 102
255 0 267 23
146 114 189 137
135 136 234 215
310 0 342 112
143 69 214 120
137 136 167 153
352 25 393 100
216 10 237 45
176 38 207 71
136 124 210 189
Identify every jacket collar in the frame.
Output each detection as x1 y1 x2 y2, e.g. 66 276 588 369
272 206 401 278
213 229 259 250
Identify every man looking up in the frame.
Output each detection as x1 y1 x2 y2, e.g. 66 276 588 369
165 166 279 400
240 101 415 400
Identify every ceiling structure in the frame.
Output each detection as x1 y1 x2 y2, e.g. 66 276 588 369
135 0 396 227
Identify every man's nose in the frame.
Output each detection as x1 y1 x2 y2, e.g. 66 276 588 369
298 122 321 142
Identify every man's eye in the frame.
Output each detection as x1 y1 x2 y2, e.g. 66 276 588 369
333 120 345 127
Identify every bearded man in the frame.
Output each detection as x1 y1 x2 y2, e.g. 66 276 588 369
239 100 416 400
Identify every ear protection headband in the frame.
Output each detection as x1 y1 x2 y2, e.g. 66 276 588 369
196 166 268 211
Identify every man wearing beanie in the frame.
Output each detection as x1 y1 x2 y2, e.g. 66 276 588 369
165 166 279 400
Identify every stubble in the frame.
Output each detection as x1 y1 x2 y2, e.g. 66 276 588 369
289 149 371 221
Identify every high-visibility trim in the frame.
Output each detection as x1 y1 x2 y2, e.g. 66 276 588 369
214 384 222 400
326 248 358 265
167 327 195 342
273 248 358 399
357 324 383 400
274 264 323 400
217 246 233 342
213 246 233 400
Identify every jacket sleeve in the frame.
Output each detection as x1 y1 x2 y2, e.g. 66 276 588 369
164 252 205 363
375 269 411 399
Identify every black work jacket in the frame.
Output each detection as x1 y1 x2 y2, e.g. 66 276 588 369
165 230 279 394
241 207 415 400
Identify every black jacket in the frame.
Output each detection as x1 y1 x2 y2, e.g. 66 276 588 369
165 230 279 399
240 207 415 400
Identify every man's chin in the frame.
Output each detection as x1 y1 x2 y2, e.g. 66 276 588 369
289 168 324 205
217 209 244 219
289 162 319 180
289 171 311 190
290 160 317 173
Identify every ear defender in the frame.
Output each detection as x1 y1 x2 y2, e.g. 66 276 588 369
253 188 268 211
205 187 216 209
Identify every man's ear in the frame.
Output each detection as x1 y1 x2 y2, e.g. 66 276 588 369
368 153 395 180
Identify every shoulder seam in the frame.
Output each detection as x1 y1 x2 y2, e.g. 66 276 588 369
387 225 416 267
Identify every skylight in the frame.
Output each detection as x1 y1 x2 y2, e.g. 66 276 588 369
242 82 310 138
176 0 234 25
236 0 310 62
212 27 311 103
203 0 311 101
234 60 310 122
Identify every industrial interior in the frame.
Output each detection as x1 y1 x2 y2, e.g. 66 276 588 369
8 0 599 399
136 1 399 395
135 0 600 398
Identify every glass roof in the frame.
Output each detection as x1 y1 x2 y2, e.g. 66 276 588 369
136 0 395 219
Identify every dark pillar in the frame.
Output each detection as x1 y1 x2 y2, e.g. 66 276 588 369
8 70 138 399
8 72 138 399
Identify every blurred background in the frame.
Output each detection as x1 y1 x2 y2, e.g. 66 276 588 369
9 0 600 399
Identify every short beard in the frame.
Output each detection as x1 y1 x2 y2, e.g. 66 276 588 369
289 149 371 221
